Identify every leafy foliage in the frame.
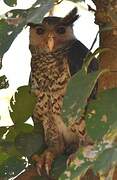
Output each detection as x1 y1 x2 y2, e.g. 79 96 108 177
86 88 117 141
0 0 53 59
0 16 26 59
0 75 9 89
60 144 117 179
3 0 17 7
0 156 26 179
0 85 45 178
10 86 36 124
15 131 46 157
60 88 117 179
62 48 108 125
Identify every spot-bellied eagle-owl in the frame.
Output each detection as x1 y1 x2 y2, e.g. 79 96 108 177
28 7 97 175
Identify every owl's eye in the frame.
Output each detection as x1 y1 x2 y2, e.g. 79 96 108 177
36 26 45 35
55 26 66 34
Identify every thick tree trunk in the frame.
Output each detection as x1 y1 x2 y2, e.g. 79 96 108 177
94 0 117 91
99 30 117 90
85 1 117 180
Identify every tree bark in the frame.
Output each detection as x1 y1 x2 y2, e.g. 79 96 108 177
94 0 117 91
88 1 117 180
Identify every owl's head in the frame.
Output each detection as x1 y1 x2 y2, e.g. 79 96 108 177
28 7 79 53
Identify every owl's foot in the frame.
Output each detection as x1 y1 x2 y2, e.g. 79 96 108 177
66 153 76 167
32 150 55 176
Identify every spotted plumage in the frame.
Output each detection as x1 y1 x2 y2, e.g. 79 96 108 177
28 7 97 175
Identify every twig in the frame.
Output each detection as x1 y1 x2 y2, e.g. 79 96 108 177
91 0 96 5
89 31 99 51
88 5 96 12
54 0 63 5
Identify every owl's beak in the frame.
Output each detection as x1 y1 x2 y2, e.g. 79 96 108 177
47 34 55 52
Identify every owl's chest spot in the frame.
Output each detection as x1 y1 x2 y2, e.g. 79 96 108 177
31 55 70 93
31 53 71 117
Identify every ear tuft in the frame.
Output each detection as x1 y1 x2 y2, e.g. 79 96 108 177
61 7 79 26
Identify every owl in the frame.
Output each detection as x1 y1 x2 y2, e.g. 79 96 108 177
28 7 97 176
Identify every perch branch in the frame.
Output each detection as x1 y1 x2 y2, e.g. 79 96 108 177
14 165 55 180
14 165 38 180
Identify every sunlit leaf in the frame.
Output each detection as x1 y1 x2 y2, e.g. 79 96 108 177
104 120 117 143
3 0 17 7
10 86 36 124
62 68 108 125
86 88 117 141
60 159 92 180
0 75 9 89
93 146 117 174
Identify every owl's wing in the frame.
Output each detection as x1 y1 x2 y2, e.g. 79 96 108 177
68 39 98 75
68 39 98 99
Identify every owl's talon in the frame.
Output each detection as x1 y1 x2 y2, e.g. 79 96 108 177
45 164 50 176
32 150 55 176
36 165 41 176
67 153 76 167
36 160 43 176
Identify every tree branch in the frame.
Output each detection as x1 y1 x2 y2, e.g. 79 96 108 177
91 0 96 5
14 165 55 180
14 165 38 180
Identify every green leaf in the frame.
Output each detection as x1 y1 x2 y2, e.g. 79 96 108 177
0 150 9 165
6 124 34 142
0 17 26 59
27 0 53 24
62 69 107 125
0 156 26 178
51 154 68 178
0 141 21 158
104 120 117 143
83 48 109 72
93 146 117 174
59 159 92 180
18 123 34 133
10 86 36 124
3 0 17 7
15 131 45 157
0 127 8 139
5 126 18 142
0 75 9 89
86 88 117 141
0 0 53 59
